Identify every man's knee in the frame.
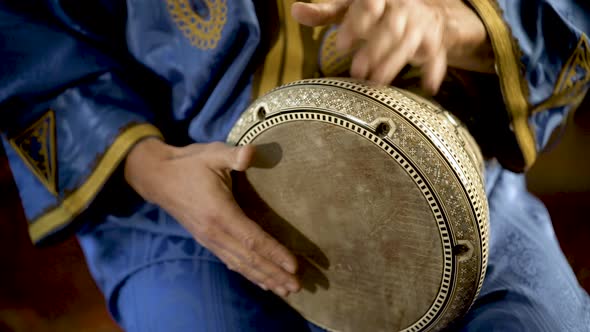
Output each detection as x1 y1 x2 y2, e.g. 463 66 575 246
112 258 313 332
459 290 579 332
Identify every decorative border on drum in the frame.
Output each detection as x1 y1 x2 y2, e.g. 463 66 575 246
270 78 489 310
237 111 454 331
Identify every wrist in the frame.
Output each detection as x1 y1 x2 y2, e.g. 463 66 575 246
445 2 495 73
124 137 176 203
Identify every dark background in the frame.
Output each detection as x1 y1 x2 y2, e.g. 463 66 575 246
0 100 589 332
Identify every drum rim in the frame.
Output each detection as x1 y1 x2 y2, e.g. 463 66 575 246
228 78 490 331
238 110 454 330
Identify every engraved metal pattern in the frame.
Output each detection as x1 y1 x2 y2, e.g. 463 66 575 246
227 78 489 331
240 111 453 331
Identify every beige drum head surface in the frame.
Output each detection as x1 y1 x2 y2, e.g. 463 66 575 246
229 79 489 332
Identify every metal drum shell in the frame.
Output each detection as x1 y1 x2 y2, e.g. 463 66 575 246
228 78 489 332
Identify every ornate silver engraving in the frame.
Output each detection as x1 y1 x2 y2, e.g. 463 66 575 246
227 78 490 332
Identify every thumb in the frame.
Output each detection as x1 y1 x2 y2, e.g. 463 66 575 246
205 143 256 172
291 0 351 27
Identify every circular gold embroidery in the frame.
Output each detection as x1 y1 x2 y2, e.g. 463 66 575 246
167 0 227 50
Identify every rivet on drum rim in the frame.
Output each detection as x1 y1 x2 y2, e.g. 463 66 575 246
376 122 390 138
453 240 474 262
370 118 397 139
256 105 267 121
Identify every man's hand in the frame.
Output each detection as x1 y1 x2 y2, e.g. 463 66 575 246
124 138 300 297
292 0 495 94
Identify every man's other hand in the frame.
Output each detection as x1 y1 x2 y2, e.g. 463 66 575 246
124 138 301 297
292 0 495 94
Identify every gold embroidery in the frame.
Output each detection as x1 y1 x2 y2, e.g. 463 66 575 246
467 0 536 171
319 28 353 77
533 34 590 113
9 111 57 195
167 0 227 50
29 124 163 243
554 34 590 93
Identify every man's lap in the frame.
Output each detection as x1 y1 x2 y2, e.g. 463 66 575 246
115 258 322 332
77 205 324 332
77 168 590 332
458 168 590 331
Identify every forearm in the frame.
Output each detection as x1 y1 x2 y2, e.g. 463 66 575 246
124 137 176 205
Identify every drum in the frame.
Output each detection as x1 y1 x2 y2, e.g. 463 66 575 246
228 78 489 332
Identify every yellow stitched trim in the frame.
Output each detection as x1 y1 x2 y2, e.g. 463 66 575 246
532 88 588 115
167 0 227 50
29 124 163 242
254 0 326 98
9 110 57 195
256 0 287 97
554 34 590 94
467 0 537 170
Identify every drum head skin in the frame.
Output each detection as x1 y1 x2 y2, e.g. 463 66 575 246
228 79 489 332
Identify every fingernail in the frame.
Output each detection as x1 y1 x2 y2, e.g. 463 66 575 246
281 261 296 274
275 286 288 297
287 282 299 292
336 32 351 51
257 283 268 291
351 57 368 80
422 81 437 96
233 146 251 171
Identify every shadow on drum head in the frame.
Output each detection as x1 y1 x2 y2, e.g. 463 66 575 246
249 142 283 169
233 143 330 293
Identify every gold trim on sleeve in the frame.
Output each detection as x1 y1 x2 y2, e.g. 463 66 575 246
253 0 326 98
466 0 537 170
28 123 163 242
256 0 288 97
552 34 590 95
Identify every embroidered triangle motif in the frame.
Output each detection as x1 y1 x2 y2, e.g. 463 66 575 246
9 111 57 195
554 34 590 94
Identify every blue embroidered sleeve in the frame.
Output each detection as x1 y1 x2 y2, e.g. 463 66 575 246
0 2 162 243
124 0 262 143
467 0 590 171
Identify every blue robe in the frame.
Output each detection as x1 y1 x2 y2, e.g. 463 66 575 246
0 0 589 330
